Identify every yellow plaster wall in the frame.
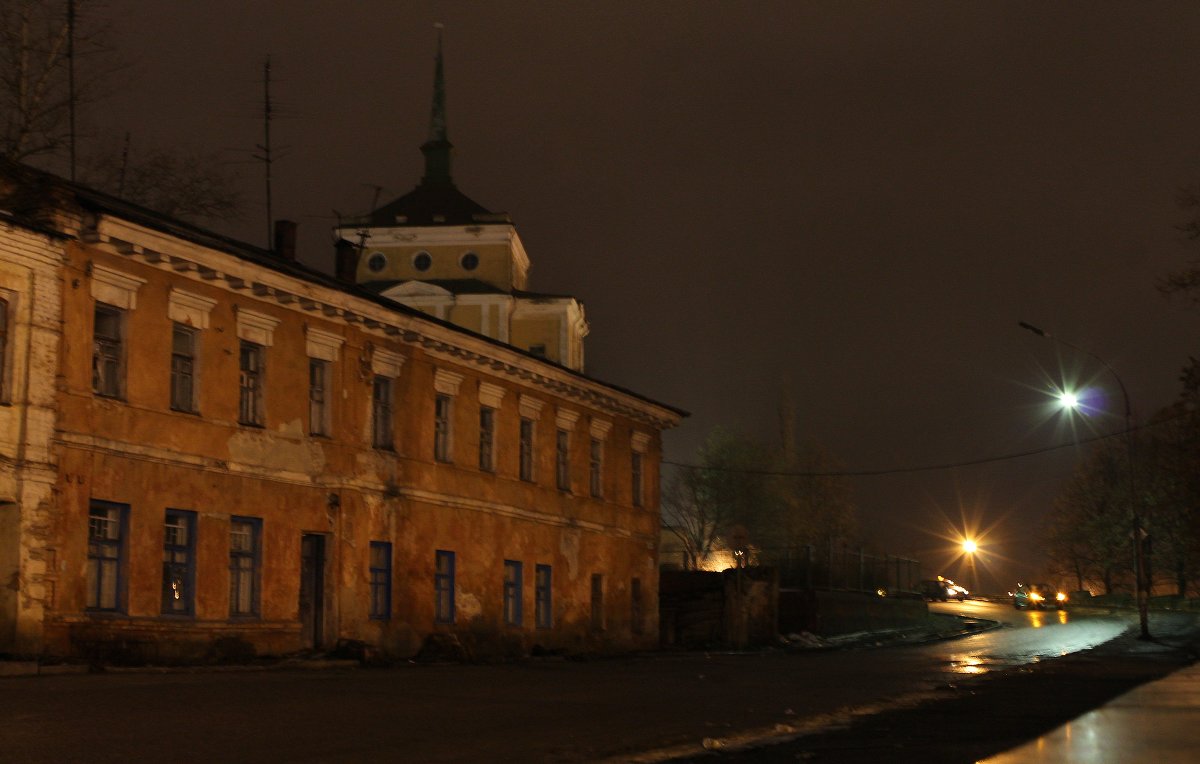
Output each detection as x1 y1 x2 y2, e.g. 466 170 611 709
510 317 561 362
359 241 514 290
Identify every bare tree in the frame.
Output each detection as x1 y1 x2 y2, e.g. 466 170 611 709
82 142 242 223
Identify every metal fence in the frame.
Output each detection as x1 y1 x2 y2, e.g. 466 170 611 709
771 545 922 593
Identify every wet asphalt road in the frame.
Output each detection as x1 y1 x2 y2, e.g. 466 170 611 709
0 602 1195 763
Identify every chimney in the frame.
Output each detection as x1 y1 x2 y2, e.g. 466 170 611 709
335 238 360 284
273 219 297 261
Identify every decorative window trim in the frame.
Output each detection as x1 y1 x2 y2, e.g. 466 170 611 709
434 368 464 396
167 288 217 329
518 394 545 420
478 381 506 409
589 417 612 441
372 347 404 378
556 408 580 431
235 307 280 347
305 326 344 362
90 264 146 310
631 431 651 454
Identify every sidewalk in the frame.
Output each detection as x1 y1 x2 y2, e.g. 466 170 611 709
982 661 1200 763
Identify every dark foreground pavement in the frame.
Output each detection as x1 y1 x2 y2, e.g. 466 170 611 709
667 619 1200 763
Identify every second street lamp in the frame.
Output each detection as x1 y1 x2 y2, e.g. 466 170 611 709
1019 321 1150 640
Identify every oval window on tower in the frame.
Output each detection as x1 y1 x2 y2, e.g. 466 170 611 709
413 251 432 272
366 252 387 273
460 252 479 271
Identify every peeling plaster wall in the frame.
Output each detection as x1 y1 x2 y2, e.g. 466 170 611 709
0 220 64 654
26 220 673 661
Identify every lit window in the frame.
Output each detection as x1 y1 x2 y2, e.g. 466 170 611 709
92 304 124 398
238 341 264 426
162 510 196 616
229 517 261 617
87 500 126 611
503 560 523 626
170 323 198 413
372 375 393 449
435 550 455 624
479 406 495 472
369 541 392 620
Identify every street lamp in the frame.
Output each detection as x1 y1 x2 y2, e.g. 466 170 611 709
1019 321 1150 640
961 539 978 593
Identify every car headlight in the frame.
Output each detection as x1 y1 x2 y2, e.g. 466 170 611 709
1056 592 1067 602
1030 593 1043 601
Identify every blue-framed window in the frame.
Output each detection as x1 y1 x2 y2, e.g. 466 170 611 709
369 541 392 620
229 516 261 617
435 550 455 624
87 500 127 611
162 509 196 616
535 564 552 629
503 560 523 627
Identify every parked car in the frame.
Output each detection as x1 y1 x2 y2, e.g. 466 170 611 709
1013 583 1067 610
918 577 967 602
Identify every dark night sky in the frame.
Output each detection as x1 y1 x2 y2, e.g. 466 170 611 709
87 1 1200 592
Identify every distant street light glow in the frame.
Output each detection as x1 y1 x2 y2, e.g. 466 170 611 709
1058 390 1079 409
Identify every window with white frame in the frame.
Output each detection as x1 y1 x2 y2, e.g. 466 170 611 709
372 375 393 449
309 359 330 436
92 303 124 398
170 323 198 413
238 341 264 426
229 517 261 617
87 500 126 611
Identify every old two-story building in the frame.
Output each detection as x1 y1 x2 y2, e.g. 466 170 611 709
0 51 683 661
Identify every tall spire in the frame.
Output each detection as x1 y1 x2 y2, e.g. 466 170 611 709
421 24 453 187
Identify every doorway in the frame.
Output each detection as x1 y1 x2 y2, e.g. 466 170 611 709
299 533 325 650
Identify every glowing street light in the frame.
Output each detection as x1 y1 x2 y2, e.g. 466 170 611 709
1019 320 1149 640
961 539 978 555
1058 390 1079 410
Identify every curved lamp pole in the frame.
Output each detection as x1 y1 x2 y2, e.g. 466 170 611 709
1018 321 1150 640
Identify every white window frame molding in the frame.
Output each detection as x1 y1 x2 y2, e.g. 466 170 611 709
235 307 281 347
167 287 217 329
434 368 464 397
589 417 612 441
556 408 580 432
631 431 651 454
90 264 146 310
518 394 545 420
372 346 404 378
478 381 506 409
305 326 345 362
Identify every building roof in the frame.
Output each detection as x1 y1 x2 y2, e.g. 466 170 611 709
367 183 496 227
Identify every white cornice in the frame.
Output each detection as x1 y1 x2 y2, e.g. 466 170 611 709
478 381 506 408
167 287 217 328
235 307 280 347
90 263 146 310
434 368 464 396
519 394 545 420
82 215 683 429
590 418 612 440
372 347 404 378
556 408 580 431
305 326 345 362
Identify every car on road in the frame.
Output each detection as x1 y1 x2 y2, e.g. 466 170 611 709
918 577 968 602
1013 583 1067 610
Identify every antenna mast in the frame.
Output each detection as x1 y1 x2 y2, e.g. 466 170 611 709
67 0 76 181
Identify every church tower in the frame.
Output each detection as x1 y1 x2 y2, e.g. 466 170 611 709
337 31 588 371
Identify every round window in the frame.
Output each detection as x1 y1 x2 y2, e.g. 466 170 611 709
413 251 432 272
366 252 387 273
460 252 479 271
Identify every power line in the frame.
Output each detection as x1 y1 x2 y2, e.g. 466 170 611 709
663 413 1191 478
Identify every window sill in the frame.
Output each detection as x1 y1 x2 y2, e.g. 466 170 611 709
170 407 201 416
238 421 265 429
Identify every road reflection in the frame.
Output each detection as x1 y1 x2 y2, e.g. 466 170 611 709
929 600 1128 675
